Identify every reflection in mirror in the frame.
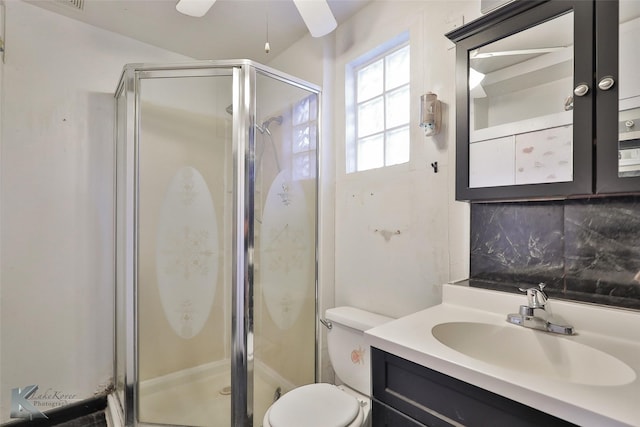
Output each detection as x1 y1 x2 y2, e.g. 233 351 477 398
618 1 640 177
468 11 574 188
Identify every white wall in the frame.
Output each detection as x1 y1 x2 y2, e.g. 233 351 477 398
332 1 478 319
0 0 482 419
269 0 481 382
0 1 192 421
328 1 475 320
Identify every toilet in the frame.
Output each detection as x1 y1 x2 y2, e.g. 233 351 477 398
262 306 392 427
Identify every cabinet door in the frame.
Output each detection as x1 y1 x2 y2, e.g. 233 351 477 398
372 348 577 427
448 0 594 201
595 0 640 193
372 401 430 427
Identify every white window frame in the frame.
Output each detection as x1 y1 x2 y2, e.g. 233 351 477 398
345 32 411 174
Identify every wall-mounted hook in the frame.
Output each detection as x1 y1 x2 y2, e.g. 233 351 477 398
374 229 401 242
431 162 438 173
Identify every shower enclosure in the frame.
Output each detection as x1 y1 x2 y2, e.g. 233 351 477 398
114 60 320 427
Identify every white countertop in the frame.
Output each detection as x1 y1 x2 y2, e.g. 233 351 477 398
364 283 640 427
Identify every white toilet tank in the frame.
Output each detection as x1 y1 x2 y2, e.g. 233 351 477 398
325 307 392 396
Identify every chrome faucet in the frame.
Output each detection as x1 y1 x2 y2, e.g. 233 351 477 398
506 283 574 335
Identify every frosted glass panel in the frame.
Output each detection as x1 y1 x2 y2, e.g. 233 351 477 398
386 126 410 166
137 74 233 427
358 134 384 171
385 45 410 90
155 166 219 339
349 41 411 173
293 152 316 180
254 73 317 426
293 95 317 126
357 59 383 102
386 86 410 128
358 97 384 137
293 125 316 153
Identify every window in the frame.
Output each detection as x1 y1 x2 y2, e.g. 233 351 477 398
291 94 317 180
347 38 410 173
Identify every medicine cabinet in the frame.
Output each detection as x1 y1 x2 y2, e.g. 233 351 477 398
447 0 640 201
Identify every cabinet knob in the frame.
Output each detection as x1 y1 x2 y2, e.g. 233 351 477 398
598 76 615 91
573 84 590 97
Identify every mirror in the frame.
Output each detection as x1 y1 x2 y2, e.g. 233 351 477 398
468 11 574 188
618 1 640 178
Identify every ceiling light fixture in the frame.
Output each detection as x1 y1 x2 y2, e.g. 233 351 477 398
265 10 271 54
175 0 337 38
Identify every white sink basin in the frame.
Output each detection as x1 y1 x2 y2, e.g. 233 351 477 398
365 284 640 426
431 321 636 386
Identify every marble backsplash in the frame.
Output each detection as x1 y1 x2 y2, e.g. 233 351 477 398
470 196 640 310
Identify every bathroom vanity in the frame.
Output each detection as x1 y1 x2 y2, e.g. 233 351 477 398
371 349 573 427
365 283 640 427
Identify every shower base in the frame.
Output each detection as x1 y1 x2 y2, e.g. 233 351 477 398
138 359 294 427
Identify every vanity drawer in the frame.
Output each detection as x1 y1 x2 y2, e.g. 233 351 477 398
372 400 429 427
371 348 576 427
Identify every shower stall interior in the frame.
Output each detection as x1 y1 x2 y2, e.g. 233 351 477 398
114 60 320 427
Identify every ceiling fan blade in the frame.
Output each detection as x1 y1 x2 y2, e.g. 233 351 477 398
293 0 337 38
471 46 567 59
470 83 487 99
176 0 217 18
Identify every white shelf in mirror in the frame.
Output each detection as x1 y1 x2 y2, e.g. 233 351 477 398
470 110 572 144
620 129 640 142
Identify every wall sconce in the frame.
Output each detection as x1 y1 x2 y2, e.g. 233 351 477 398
420 92 441 136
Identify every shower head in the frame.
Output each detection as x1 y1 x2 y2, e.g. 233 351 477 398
225 109 283 172
262 115 283 128
259 116 283 136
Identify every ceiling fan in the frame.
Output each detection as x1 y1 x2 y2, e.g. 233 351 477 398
470 46 568 59
468 46 569 98
175 0 338 38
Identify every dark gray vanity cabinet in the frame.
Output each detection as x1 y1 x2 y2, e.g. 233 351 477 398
371 348 576 427
446 0 640 201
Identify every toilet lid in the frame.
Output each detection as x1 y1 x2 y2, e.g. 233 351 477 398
269 383 360 427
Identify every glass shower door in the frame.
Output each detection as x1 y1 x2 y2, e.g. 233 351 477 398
114 79 129 422
114 61 320 427
252 72 318 426
136 70 234 427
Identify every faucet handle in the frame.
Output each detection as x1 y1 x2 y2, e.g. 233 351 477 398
518 283 548 308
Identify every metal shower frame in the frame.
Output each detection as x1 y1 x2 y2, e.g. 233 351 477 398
113 59 321 427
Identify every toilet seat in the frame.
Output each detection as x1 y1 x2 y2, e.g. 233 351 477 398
264 383 364 427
